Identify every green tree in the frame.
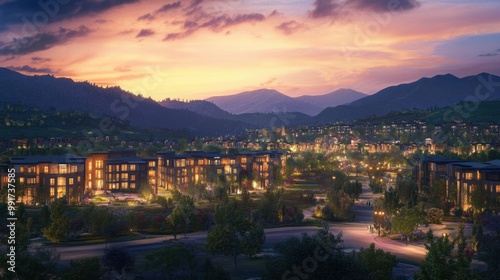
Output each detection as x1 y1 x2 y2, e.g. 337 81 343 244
0 247 60 280
396 174 418 208
42 199 69 243
242 222 265 258
391 207 425 243
356 243 398 280
174 138 188 153
383 187 400 217
145 244 196 280
426 208 444 224
479 232 500 279
62 257 102 280
202 259 231 280
326 188 355 221
241 187 251 206
471 222 483 252
414 227 478 280
178 194 198 238
470 185 487 213
343 180 363 200
259 189 282 224
166 205 184 240
428 179 447 207
262 224 368 280
101 247 134 276
206 200 265 268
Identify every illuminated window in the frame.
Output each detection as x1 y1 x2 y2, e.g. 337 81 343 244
121 164 128 171
241 158 247 164
43 166 49 173
130 164 136 171
59 164 67 174
130 183 136 189
97 170 102 179
78 176 81 182
88 162 92 171
57 177 66 186
69 178 74 185
97 180 103 189
96 160 103 169
57 187 66 198
121 182 128 189
50 178 55 186
121 173 128 180
50 188 55 196
131 175 136 181
149 161 156 167
20 167 25 173
70 166 77 173
19 177 25 184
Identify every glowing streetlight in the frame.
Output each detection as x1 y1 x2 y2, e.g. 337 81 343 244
374 211 385 236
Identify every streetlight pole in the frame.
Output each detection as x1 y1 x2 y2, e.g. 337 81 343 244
374 211 385 236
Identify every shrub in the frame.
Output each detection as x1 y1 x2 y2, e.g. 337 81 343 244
426 208 444 224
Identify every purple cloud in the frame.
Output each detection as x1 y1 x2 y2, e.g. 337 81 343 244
136 29 156 38
0 26 91 56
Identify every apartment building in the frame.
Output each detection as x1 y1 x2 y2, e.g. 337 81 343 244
4 149 286 204
446 160 500 210
415 156 500 210
415 156 464 192
85 150 155 195
10 154 86 204
157 150 287 191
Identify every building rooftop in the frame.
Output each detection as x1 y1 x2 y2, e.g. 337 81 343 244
420 155 464 164
11 154 85 164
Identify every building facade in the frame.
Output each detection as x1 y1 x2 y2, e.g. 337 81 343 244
5 150 286 204
415 156 500 210
10 154 86 204
157 151 287 191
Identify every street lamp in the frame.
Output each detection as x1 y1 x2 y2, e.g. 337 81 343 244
374 211 385 236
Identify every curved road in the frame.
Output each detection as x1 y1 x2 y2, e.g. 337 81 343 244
55 182 426 267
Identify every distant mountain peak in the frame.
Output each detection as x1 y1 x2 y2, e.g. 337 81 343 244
314 72 500 123
207 88 322 115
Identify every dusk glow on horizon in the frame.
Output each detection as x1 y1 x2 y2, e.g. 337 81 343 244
0 0 499 100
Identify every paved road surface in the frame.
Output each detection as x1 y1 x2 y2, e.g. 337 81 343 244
54 181 427 266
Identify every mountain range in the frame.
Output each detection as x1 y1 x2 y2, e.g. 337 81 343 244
0 68 245 136
205 88 366 116
1 67 500 138
314 73 500 123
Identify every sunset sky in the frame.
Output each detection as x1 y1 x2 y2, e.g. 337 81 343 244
0 0 499 100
